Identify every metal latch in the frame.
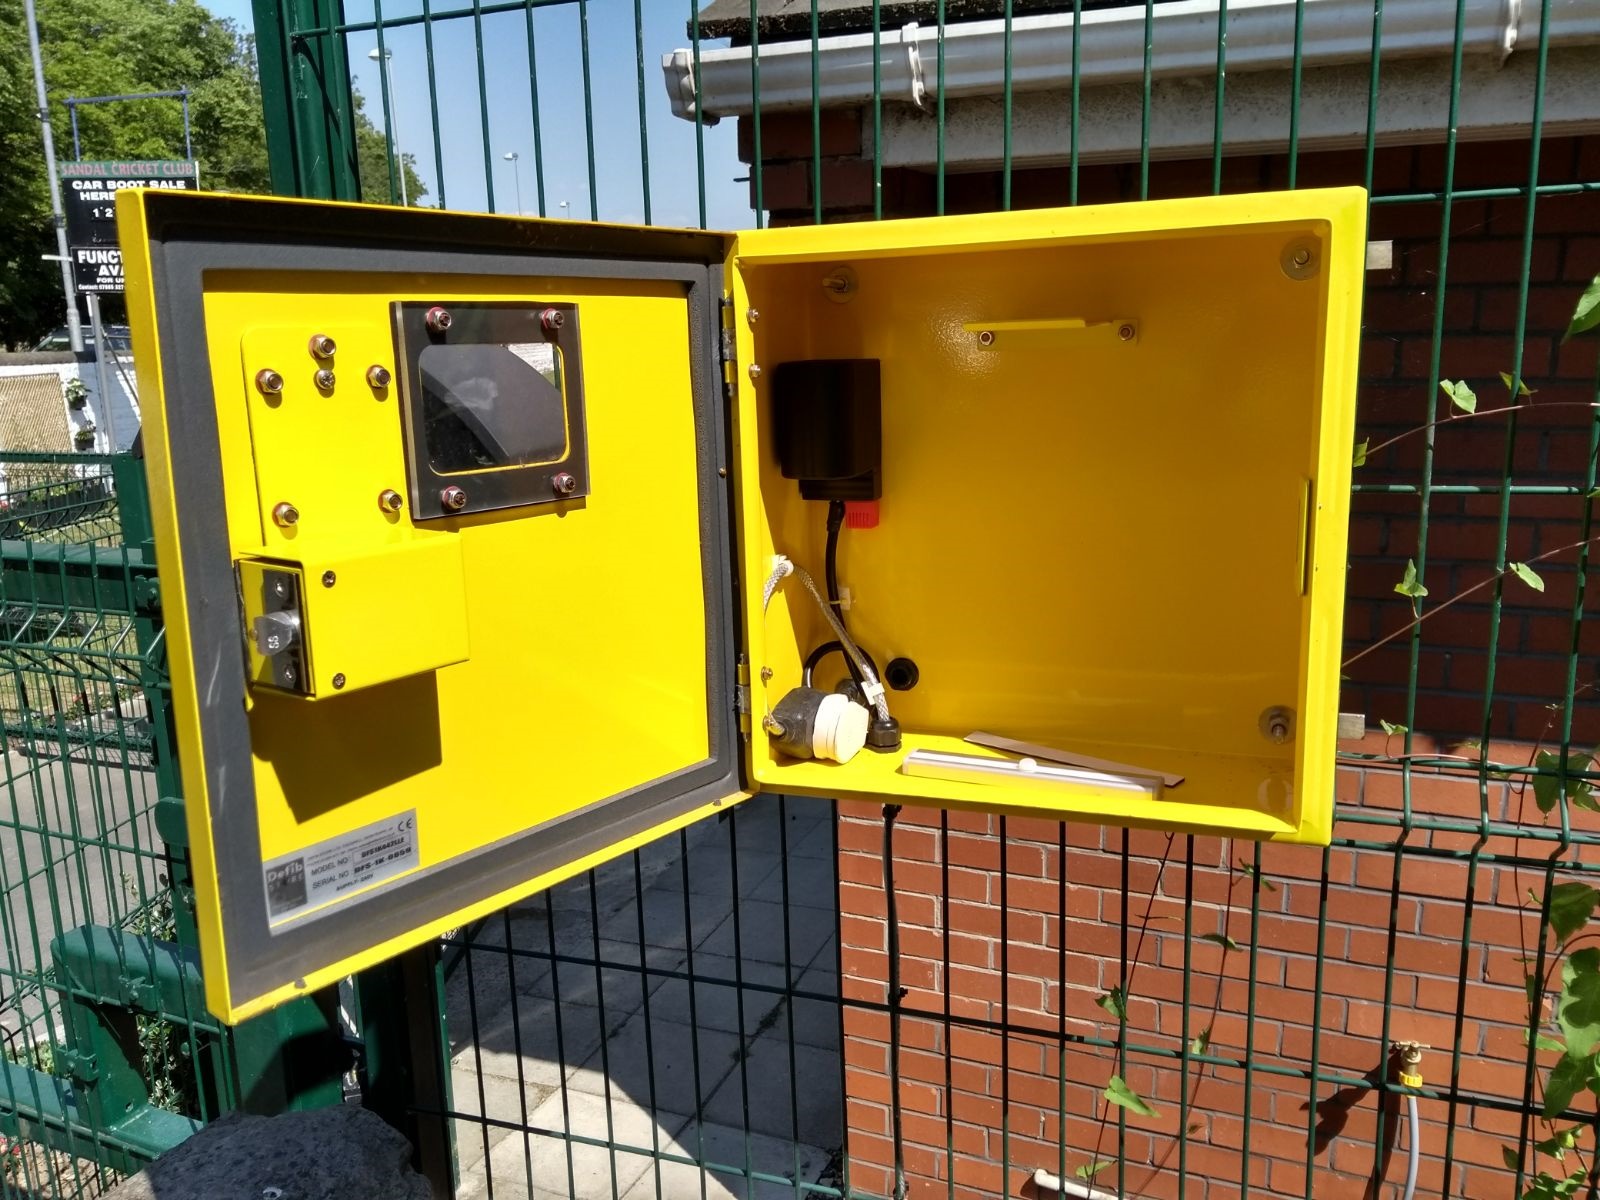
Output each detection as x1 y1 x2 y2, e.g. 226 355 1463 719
253 610 300 657
245 566 310 695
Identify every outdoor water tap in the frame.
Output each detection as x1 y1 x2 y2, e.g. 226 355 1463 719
1392 1040 1427 1088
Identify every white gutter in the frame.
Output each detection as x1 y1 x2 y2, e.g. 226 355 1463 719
662 0 1600 123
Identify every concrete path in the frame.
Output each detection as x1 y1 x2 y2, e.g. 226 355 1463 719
446 796 844 1200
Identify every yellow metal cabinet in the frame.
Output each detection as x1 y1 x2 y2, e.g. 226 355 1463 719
119 187 1365 1021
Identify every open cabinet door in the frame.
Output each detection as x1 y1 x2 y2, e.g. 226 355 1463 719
723 189 1366 847
120 191 743 1023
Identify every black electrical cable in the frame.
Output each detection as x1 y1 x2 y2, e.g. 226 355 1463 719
883 803 909 1200
824 500 846 614
821 501 865 686
802 640 880 689
815 500 902 750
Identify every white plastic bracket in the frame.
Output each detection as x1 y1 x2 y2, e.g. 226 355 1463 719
901 23 928 110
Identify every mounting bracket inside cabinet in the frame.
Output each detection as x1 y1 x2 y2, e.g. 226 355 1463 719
392 300 589 519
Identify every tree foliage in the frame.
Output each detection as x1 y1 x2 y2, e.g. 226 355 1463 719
0 0 423 345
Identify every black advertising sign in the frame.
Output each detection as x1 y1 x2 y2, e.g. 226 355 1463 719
58 160 199 293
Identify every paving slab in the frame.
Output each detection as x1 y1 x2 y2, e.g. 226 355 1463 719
644 954 790 1039
566 1010 744 1121
457 1089 690 1200
447 796 845 1200
619 1122 833 1200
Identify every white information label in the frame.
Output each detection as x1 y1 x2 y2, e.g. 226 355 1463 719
263 811 419 923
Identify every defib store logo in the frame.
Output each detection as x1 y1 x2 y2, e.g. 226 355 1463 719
265 857 308 917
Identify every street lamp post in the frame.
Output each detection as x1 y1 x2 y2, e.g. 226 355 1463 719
367 47 407 206
502 151 523 215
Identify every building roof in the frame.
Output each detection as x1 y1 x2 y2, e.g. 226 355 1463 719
693 0 1128 43
0 372 69 453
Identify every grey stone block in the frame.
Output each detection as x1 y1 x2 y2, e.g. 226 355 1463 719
104 1105 429 1200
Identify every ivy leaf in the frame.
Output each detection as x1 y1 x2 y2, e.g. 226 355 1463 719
1097 986 1127 1021
1190 1027 1212 1056
1526 1169 1591 1200
1557 948 1600 1059
1440 378 1478 414
1505 1145 1524 1171
1547 882 1599 944
1566 274 1600 342
1510 562 1546 592
1353 438 1369 468
1501 371 1537 397
1103 1075 1159 1118
1535 1126 1586 1163
1543 1053 1591 1119
1379 719 1408 736
1533 751 1596 815
1525 1028 1568 1053
1187 1121 1204 1135
1197 932 1241 952
1237 860 1278 893
1394 559 1429 600
1074 1160 1113 1181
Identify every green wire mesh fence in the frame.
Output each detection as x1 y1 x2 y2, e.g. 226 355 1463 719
0 451 203 1199
7 0 1586 1197
0 452 351 1199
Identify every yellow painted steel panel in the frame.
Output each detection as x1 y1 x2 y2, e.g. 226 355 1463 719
729 189 1365 844
237 538 470 698
122 188 739 1021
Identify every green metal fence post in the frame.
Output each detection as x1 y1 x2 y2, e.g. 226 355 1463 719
251 0 361 199
355 946 454 1198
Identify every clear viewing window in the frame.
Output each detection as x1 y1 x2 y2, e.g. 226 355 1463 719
418 342 568 474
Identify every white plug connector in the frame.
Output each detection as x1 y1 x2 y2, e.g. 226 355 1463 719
811 692 870 763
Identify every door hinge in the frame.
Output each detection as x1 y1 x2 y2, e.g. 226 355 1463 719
720 294 737 392
735 652 751 734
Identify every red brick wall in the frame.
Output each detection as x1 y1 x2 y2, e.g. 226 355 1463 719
835 767 1588 1200
738 114 1600 1199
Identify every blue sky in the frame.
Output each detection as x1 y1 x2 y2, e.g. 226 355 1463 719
205 0 755 229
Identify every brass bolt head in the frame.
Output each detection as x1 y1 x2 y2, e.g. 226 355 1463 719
440 485 469 511
378 489 404 514
1118 324 1136 342
332 673 347 690
367 364 392 389
314 368 336 391
255 369 284 395
308 333 337 359
272 502 299 528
